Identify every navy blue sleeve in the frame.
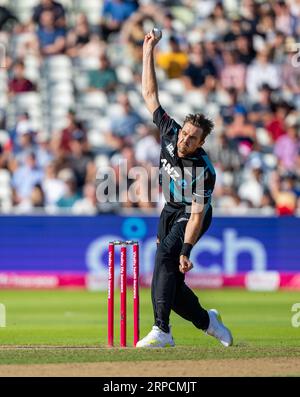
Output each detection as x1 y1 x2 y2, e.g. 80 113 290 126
153 106 181 137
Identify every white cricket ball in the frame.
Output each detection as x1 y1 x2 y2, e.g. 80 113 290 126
152 28 162 39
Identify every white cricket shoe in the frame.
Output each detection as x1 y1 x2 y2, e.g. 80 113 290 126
136 326 175 348
206 309 233 347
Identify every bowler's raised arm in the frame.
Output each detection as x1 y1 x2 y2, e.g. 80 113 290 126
142 30 162 115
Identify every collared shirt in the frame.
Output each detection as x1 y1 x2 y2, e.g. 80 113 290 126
12 165 44 199
153 106 216 209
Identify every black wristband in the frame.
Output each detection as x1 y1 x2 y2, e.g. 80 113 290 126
180 243 193 258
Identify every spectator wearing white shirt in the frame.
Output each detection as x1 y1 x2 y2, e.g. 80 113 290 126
238 165 264 207
73 183 98 215
135 126 160 167
12 152 44 203
42 162 66 206
246 49 281 99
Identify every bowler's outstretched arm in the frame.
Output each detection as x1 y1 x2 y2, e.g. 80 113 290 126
142 31 161 114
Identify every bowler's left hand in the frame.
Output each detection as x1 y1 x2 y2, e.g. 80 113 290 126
179 255 193 274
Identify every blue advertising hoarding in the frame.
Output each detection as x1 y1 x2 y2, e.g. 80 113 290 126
0 215 299 277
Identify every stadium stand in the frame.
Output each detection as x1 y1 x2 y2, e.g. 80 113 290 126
0 0 299 215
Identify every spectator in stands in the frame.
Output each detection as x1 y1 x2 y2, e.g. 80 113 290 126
9 112 35 158
111 143 153 210
2 0 300 214
42 162 66 206
31 184 45 207
36 10 66 56
220 50 246 93
274 0 294 36
271 30 286 63
240 0 259 35
156 11 181 53
156 36 188 79
73 183 98 214
238 164 264 207
8 60 36 96
259 190 276 214
209 133 242 173
216 187 251 215
202 37 223 75
235 34 256 65
13 130 36 167
55 168 81 208
203 2 229 38
248 84 273 128
223 16 244 43
266 101 291 142
121 12 145 67
32 0 66 28
282 51 300 108
220 87 247 125
270 171 298 216
12 152 44 204
16 183 45 213
87 54 119 94
53 110 86 154
100 0 139 40
182 43 217 91
246 49 281 99
67 129 94 189
274 120 300 171
0 5 18 31
226 110 256 159
66 13 92 58
105 93 143 151
35 132 53 168
135 125 160 168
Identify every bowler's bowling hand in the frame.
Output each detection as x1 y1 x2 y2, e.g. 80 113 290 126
179 255 193 274
143 30 161 51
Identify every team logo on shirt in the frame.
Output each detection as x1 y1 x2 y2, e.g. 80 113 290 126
161 158 180 181
166 143 175 158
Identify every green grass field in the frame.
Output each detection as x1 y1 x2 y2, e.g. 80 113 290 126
0 288 300 365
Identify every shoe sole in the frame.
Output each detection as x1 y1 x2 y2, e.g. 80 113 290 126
211 309 233 347
136 340 175 348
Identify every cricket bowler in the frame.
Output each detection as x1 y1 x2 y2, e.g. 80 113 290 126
136 30 233 348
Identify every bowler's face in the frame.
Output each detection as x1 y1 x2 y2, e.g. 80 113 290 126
177 122 204 157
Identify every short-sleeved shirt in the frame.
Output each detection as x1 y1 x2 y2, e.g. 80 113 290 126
153 106 216 210
37 27 65 48
102 0 138 23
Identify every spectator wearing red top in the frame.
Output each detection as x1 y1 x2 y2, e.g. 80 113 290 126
266 101 291 142
8 61 36 95
54 110 86 154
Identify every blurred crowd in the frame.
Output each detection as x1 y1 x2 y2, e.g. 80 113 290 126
0 0 299 215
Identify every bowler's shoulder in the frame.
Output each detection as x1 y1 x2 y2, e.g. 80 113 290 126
153 106 181 136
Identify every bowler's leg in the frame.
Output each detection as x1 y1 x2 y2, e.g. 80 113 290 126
172 275 209 330
151 241 178 333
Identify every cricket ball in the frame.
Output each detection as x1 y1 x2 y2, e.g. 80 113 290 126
152 28 162 39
